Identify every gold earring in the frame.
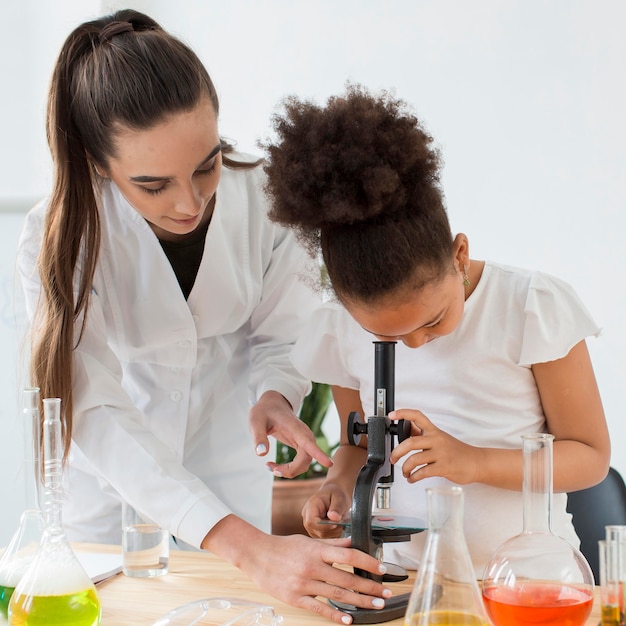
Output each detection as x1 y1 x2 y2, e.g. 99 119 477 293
463 265 470 288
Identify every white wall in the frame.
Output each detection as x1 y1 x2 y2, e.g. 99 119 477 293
0 214 30 543
1 0 624 544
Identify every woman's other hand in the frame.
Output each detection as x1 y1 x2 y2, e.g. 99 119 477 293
250 390 332 478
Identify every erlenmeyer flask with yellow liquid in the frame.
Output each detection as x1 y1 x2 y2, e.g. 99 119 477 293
403 486 490 626
8 398 101 626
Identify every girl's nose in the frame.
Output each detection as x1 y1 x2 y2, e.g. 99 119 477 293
401 332 431 349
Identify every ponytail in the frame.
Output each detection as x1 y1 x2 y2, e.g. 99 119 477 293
31 9 231 460
32 25 102 459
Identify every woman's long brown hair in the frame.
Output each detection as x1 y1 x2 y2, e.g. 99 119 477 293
32 9 254 460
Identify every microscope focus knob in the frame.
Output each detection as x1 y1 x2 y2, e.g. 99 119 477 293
395 419 412 443
348 411 367 446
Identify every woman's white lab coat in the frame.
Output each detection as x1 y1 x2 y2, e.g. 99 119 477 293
17 160 318 547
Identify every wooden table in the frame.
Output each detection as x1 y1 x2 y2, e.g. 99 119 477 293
84 544 602 625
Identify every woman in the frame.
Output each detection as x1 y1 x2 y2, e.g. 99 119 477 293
262 84 611 576
17 13 390 623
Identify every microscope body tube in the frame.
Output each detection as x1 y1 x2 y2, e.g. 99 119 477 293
374 342 395 414
374 342 395 508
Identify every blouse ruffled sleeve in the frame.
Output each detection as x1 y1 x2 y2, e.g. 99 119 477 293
519 271 601 366
291 302 360 390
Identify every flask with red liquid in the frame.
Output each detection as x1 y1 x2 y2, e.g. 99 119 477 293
482 433 594 626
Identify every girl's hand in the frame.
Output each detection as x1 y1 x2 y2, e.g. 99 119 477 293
302 483 351 539
389 409 483 485
249 390 333 478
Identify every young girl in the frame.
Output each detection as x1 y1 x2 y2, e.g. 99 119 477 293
17 13 391 623
262 84 611 576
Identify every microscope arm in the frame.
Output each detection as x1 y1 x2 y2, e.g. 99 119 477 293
350 412 390 578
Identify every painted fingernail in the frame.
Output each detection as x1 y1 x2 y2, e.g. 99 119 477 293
272 469 283 478
372 598 385 608
256 443 267 455
383 588 393 598
378 564 387 575
341 616 352 624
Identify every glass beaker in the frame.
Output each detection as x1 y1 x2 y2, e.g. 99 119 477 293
8 398 101 626
482 433 594 626
0 389 45 619
403 486 490 626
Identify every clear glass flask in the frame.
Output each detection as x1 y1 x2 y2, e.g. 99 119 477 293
8 398 101 626
482 433 594 626
403 486 490 626
0 389 45 620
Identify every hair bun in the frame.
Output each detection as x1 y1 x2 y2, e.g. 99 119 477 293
263 83 440 236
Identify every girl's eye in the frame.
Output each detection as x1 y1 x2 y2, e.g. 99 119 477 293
427 319 443 329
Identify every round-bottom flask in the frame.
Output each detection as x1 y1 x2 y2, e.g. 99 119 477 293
8 398 101 626
482 433 594 626
403 486 490 626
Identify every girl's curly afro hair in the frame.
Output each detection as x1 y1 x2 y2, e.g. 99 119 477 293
262 84 454 304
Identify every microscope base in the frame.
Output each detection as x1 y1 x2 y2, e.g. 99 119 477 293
330 593 411 624
330 584 442 624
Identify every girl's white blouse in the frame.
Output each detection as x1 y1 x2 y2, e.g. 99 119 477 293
292 261 601 575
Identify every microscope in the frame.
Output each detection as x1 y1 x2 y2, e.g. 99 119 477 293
329 341 427 623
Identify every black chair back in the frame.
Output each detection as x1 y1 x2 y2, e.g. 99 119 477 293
566 467 626 583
